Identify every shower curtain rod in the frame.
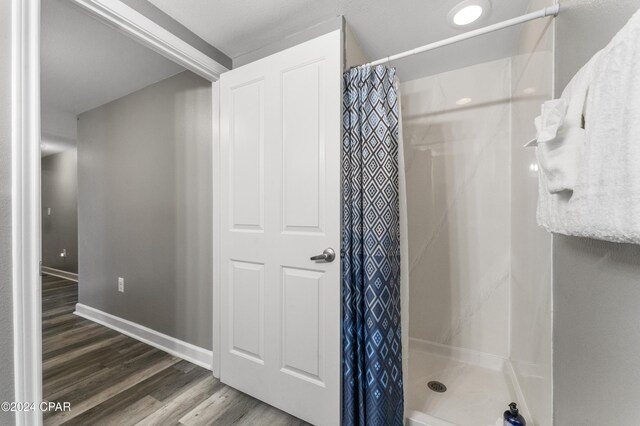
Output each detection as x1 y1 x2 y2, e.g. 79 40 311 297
359 4 560 67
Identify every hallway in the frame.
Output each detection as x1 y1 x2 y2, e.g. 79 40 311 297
42 275 307 426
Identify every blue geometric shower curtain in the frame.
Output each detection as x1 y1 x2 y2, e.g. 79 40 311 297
342 65 403 426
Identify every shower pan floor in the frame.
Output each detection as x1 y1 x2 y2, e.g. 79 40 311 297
406 346 519 426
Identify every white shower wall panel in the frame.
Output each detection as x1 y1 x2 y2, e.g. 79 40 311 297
401 58 512 358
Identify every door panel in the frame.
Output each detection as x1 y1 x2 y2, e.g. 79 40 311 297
281 266 324 381
282 62 322 232
229 261 264 363
220 30 341 426
229 80 264 231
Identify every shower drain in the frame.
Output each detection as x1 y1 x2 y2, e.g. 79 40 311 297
427 381 447 393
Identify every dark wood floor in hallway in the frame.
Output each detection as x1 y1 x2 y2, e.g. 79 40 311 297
42 275 308 426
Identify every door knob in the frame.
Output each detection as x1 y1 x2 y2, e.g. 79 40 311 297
310 248 335 263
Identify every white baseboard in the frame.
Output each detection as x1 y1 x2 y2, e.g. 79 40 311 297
74 303 213 370
42 266 79 282
409 337 506 371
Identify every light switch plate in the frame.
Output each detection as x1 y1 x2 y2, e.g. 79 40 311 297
118 277 124 293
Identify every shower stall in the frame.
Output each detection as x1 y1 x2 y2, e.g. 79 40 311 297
399 2 554 425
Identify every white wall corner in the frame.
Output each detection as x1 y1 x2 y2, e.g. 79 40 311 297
505 360 534 425
344 23 369 69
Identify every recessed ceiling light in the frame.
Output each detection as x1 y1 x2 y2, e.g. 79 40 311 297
448 0 490 27
454 5 483 25
456 97 472 105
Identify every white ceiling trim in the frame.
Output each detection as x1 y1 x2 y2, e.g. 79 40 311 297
69 0 229 81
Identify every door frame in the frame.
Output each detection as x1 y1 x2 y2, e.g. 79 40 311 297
11 1 227 424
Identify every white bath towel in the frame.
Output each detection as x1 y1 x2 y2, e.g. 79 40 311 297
536 8 640 244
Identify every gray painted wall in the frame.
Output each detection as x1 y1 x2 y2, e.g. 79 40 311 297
0 0 14 424
42 149 78 272
78 71 213 349
553 1 640 424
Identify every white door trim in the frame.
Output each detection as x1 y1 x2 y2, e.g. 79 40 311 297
211 80 222 378
11 1 227 424
12 0 42 424
68 0 229 81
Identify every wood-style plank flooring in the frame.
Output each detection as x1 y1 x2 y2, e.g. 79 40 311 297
42 275 309 426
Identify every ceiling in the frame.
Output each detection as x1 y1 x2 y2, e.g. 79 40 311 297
148 0 532 80
40 0 534 120
41 0 184 116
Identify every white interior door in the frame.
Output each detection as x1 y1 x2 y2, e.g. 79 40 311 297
219 30 341 426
